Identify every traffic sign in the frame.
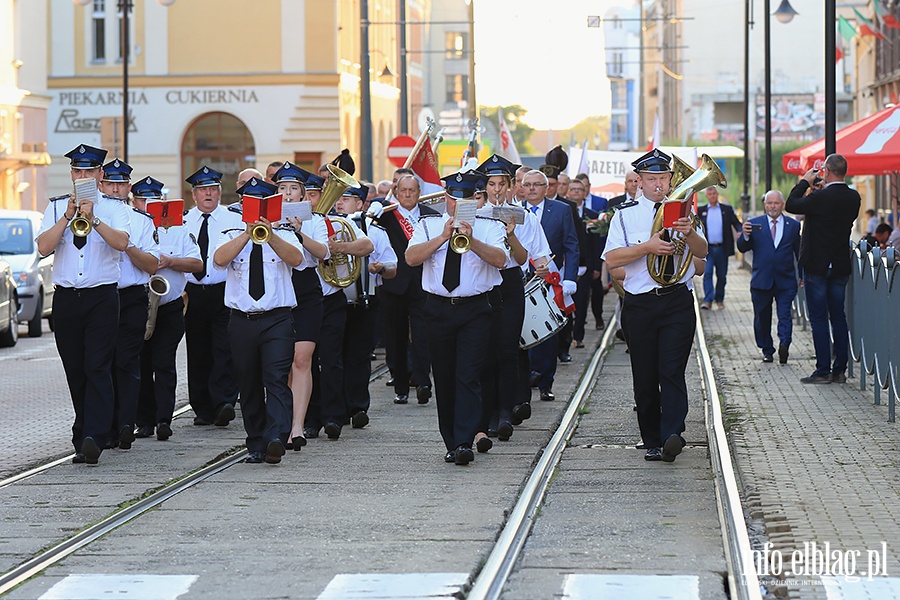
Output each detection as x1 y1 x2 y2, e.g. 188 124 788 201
387 135 417 168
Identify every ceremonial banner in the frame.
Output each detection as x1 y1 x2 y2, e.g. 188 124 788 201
498 110 522 163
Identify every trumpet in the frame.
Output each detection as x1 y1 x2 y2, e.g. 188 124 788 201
70 211 92 237
144 275 170 340
450 230 471 254
250 223 270 245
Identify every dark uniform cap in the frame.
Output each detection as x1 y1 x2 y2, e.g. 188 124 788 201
632 148 673 173
185 165 224 188
303 172 326 191
236 177 277 199
473 172 488 192
477 154 520 178
539 164 560 180
102 158 133 182
131 176 165 199
65 144 107 169
441 170 484 199
541 145 569 180
341 185 368 201
331 148 356 176
272 161 312 184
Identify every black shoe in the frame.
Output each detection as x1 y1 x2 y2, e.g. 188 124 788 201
193 415 213 426
497 421 514 441
778 344 789 364
416 385 432 404
529 372 540 388
265 440 285 464
246 452 264 464
558 353 572 363
596 320 605 330
800 374 832 384
351 411 369 429
444 450 456 463
81 437 101 465
72 453 86 464
832 372 847 383
644 447 663 461
574 340 585 348
118 425 135 450
135 425 154 439
156 422 172 441
370 353 377 360
393 394 409 404
454 446 474 465
475 437 493 453
291 436 307 451
635 440 648 449
762 354 774 363
615 329 626 341
386 377 395 387
661 434 684 463
324 422 341 440
512 402 532 422
487 428 498 438
214 404 235 427
303 426 320 439
540 389 555 402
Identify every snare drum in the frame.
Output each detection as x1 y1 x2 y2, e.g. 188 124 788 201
520 279 566 349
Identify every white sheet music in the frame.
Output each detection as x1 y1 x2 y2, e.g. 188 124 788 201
74 178 99 204
453 200 478 228
281 200 313 222
493 205 525 225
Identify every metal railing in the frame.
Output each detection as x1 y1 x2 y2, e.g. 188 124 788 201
846 241 899 422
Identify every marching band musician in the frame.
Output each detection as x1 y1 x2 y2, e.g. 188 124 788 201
312 187 374 441
475 155 551 445
406 170 509 466
133 177 203 441
213 178 304 464
335 187 397 429
183 166 243 428
36 144 131 465
271 161 329 448
602 149 708 463
102 159 160 451
368 174 438 405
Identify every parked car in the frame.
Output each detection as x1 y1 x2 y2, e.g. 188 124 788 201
0 210 53 337
0 257 17 347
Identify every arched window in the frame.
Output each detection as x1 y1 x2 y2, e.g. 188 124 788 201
181 112 255 206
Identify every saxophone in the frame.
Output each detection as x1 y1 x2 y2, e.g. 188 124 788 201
144 275 170 340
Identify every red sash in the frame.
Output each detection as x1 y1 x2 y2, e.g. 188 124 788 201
394 210 415 241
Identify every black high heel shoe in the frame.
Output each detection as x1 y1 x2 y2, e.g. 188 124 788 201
291 436 307 451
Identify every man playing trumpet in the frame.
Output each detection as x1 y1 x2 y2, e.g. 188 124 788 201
602 149 708 463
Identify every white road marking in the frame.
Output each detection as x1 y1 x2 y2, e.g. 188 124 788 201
317 573 468 599
39 574 197 599
562 574 700 600
822 576 900 600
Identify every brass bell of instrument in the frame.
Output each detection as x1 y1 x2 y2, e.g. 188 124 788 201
70 212 92 237
450 230 471 254
315 163 364 288
250 223 271 245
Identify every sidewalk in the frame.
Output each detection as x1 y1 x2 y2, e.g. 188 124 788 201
701 260 900 599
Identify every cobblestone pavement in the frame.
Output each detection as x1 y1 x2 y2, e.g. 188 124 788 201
701 260 900 599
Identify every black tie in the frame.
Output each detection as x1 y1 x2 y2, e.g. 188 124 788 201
442 246 461 293
73 230 86 250
249 243 265 300
194 214 209 281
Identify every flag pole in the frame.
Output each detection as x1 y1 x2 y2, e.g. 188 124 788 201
403 124 432 170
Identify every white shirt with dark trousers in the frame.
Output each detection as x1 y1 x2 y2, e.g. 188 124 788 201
409 213 508 456
216 227 302 456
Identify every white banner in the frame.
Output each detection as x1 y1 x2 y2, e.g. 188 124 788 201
572 147 699 197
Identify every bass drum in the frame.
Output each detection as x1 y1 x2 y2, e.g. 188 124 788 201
519 279 566 350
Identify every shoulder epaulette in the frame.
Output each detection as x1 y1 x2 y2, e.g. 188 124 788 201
419 213 442 219
183 209 190 216
221 228 245 234
49 194 70 202
101 193 126 202
132 207 154 219
615 200 638 210
369 223 386 231
228 205 243 214
475 215 505 224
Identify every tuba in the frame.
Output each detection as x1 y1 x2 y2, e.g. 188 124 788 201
144 275 170 340
315 164 363 288
647 153 727 286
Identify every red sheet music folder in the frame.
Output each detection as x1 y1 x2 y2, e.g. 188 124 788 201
146 199 184 228
663 200 692 229
242 194 283 224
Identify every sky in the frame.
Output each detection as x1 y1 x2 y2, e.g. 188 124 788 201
473 0 619 130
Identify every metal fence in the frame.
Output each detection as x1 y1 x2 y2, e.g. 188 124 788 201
846 242 899 422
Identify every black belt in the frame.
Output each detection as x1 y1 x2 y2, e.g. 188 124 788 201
186 281 225 290
119 284 147 293
708 243 722 247
630 282 688 297
231 307 292 320
428 291 488 305
55 283 116 293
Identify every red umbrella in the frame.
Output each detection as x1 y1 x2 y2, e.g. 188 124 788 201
782 105 900 175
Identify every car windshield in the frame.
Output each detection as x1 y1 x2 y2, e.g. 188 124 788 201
0 218 35 255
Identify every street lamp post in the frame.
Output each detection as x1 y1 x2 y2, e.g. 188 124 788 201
360 0 373 180
764 0 798 191
825 0 836 155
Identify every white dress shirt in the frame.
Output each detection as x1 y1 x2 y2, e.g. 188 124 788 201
410 214 507 297
183 204 244 285
602 194 705 294
296 213 331 271
38 194 132 288
319 218 368 297
513 207 551 271
118 207 160 288
156 225 202 305
217 228 302 312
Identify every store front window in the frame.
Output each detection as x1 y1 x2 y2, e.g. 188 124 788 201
180 112 255 206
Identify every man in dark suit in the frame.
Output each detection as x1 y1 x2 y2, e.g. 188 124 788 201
562 178 601 348
607 170 640 210
736 190 801 364
697 186 742 309
785 154 861 384
522 169 579 401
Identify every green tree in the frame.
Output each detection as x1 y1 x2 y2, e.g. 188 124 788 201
480 105 536 155
567 115 611 151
